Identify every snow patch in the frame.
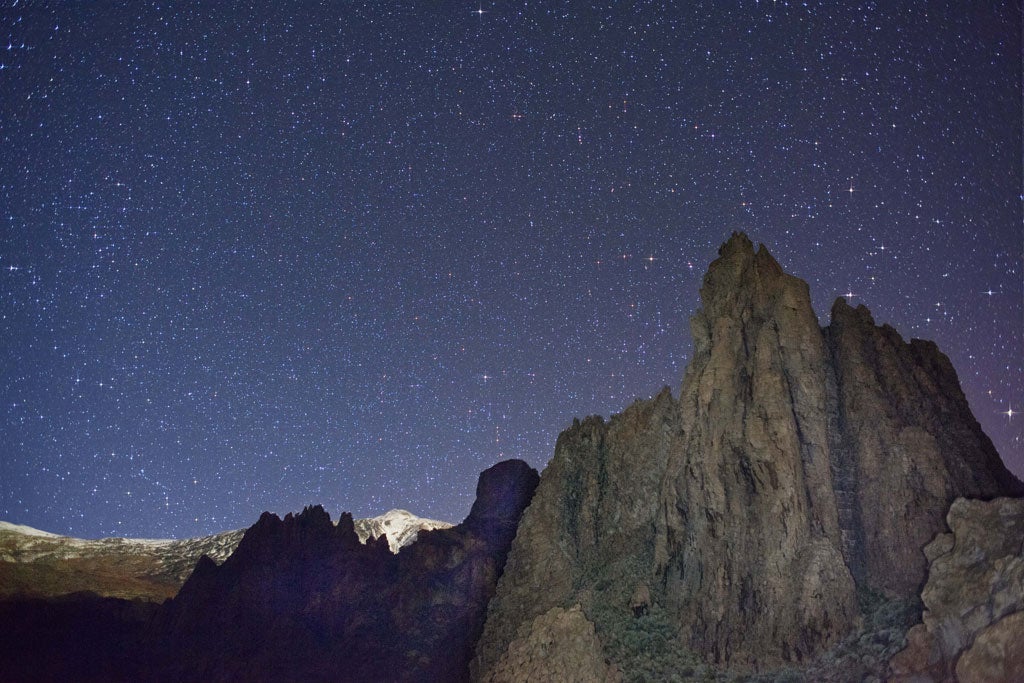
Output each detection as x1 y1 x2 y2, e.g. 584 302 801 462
0 521 63 538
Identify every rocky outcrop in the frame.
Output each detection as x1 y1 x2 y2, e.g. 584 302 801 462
0 460 537 683
475 233 1023 680
473 389 683 679
0 592 159 683
0 523 246 601
955 611 1024 683
888 497 1024 682
483 605 621 683
0 510 450 602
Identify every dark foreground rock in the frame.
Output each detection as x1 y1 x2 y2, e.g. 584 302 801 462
0 592 158 683
149 458 538 683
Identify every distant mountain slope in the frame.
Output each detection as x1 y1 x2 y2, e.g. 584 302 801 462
0 509 451 601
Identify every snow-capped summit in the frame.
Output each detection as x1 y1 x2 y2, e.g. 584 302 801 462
353 509 454 552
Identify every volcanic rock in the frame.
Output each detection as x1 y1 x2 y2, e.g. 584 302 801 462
955 611 1024 683
825 299 1024 596
0 510 451 603
149 458 538 683
473 388 683 678
654 232 856 667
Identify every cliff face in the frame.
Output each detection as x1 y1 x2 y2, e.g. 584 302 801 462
473 390 683 678
151 458 538 683
474 233 1022 679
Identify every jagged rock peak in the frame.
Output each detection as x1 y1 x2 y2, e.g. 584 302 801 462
476 233 1021 680
699 231 788 308
657 231 857 669
154 460 540 683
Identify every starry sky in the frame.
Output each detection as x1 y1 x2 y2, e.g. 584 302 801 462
1 2 1021 539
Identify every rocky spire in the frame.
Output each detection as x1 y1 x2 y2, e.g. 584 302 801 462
653 232 857 667
474 232 1023 680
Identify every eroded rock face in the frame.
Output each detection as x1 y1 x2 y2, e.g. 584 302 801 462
473 389 683 679
483 605 621 683
888 497 1024 682
475 233 1023 680
955 611 1024 683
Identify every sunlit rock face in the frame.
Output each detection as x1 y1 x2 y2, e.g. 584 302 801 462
474 233 1023 679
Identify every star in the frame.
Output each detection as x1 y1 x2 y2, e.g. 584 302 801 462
1 0 1020 542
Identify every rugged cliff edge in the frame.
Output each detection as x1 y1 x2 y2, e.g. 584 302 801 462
149 458 538 683
473 233 1022 680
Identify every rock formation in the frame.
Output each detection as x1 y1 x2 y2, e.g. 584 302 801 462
0 522 246 601
888 496 1024 682
654 234 857 668
474 233 1023 679
826 300 1022 596
353 508 452 552
0 510 449 602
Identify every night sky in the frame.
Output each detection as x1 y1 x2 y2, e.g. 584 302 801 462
2 2 1021 539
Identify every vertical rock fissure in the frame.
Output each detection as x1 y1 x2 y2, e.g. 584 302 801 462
823 324 866 584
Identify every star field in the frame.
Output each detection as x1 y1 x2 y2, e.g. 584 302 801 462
2 2 1021 539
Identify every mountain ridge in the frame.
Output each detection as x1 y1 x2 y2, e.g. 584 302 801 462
0 509 452 601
